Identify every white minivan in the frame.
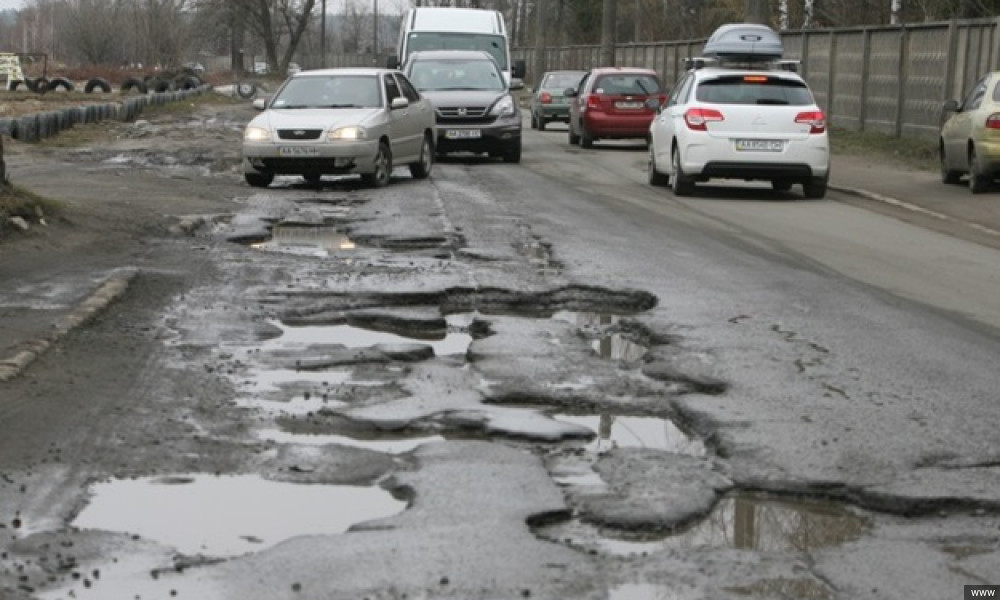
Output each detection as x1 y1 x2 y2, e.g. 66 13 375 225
387 7 526 87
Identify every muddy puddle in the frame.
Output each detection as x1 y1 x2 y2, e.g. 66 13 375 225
259 428 445 453
265 312 474 356
553 311 649 361
553 414 706 456
251 225 358 257
536 492 870 557
72 474 406 558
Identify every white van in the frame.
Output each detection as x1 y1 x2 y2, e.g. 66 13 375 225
388 7 526 86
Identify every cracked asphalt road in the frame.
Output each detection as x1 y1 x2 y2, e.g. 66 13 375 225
0 94 998 600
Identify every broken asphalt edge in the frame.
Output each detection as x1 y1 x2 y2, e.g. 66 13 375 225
0 268 137 382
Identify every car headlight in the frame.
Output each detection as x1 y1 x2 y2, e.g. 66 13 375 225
329 126 367 140
244 126 270 142
490 95 516 117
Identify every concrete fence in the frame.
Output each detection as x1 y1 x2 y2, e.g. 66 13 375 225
511 17 1000 141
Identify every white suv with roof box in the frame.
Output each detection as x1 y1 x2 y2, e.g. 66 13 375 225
648 24 830 198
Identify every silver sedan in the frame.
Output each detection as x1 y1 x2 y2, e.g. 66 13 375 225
242 68 437 188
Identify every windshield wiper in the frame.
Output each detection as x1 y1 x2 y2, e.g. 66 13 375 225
324 103 365 108
635 80 650 95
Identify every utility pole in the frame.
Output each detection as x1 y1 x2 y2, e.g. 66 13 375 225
533 0 546 86
600 0 616 66
373 0 379 61
321 0 326 67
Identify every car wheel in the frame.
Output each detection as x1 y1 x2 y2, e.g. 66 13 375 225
581 130 594 149
502 140 522 164
245 172 274 188
940 142 961 184
772 179 793 191
409 134 433 179
530 112 538 129
969 146 990 194
361 141 392 188
648 144 669 186
537 117 546 132
568 123 580 145
671 148 694 196
803 176 828 199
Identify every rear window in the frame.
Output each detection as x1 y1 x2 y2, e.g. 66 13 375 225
696 75 814 105
541 72 583 90
592 74 662 96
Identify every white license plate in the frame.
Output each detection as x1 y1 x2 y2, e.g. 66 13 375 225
735 139 784 152
445 129 482 140
615 101 644 109
278 146 319 157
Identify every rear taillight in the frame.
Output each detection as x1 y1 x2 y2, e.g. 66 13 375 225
986 113 1000 129
540 91 552 104
585 95 605 112
684 107 724 131
795 110 826 134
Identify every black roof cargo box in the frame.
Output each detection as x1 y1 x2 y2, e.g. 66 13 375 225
703 23 784 61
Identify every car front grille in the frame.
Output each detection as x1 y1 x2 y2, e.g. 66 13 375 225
277 129 323 140
435 106 497 125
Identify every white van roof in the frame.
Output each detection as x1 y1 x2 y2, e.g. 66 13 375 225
407 7 506 35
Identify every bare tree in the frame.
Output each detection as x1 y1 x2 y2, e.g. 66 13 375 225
234 0 317 73
745 0 770 24
63 0 122 64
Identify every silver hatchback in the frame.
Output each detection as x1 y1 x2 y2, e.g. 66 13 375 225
242 68 437 188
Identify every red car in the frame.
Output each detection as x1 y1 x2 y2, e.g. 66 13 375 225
565 67 666 148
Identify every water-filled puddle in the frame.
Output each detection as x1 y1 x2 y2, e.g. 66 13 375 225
537 493 870 556
552 311 648 361
260 428 445 453
73 474 407 557
553 414 706 456
251 225 357 257
266 313 474 356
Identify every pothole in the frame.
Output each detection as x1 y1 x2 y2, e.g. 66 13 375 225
553 311 650 361
535 492 870 557
553 414 706 456
265 313 474 357
258 427 445 453
251 225 359 257
72 474 407 558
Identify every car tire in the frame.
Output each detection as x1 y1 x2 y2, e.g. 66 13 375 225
84 77 111 93
771 179 793 191
502 140 522 163
568 122 580 145
969 146 990 193
581 130 594 149
671 148 694 196
361 141 392 188
237 82 257 99
940 142 961 184
46 77 74 92
803 176 828 199
245 172 274 188
648 144 669 186
530 113 538 129
538 117 546 131
29 77 49 94
409 134 434 179
120 77 148 94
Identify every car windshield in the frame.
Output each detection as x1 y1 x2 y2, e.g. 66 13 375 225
408 59 505 92
270 75 383 109
696 75 814 105
405 32 508 70
541 72 584 90
592 74 662 96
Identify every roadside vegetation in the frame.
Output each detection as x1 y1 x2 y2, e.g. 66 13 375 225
830 127 938 172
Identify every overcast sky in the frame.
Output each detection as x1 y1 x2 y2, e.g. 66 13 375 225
1 0 408 12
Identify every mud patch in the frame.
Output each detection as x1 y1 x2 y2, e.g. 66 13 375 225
536 492 871 557
72 474 407 558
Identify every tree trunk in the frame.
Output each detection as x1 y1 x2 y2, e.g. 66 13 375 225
533 0 546 86
745 0 770 25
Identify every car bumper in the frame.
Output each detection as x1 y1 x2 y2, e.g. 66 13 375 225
582 112 655 139
680 136 830 180
242 139 381 175
434 119 521 154
537 105 572 122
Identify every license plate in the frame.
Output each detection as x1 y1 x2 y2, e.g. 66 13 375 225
735 139 784 152
278 146 319 156
615 101 644 109
445 129 482 140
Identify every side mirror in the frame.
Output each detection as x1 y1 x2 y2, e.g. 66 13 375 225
942 99 960 113
391 96 409 110
252 98 267 110
509 77 524 91
386 56 400 70
512 59 526 79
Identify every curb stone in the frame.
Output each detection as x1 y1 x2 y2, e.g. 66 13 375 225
0 268 137 382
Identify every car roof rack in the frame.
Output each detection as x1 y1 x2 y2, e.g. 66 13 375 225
684 56 801 73
702 23 784 62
